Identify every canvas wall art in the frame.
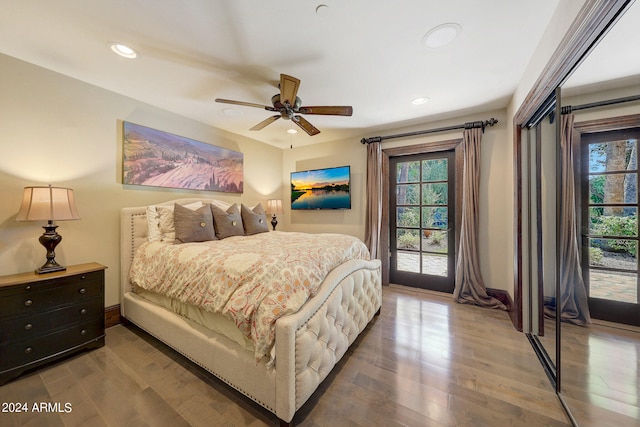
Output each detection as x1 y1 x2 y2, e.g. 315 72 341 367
122 122 243 193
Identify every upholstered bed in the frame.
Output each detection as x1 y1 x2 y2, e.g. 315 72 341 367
120 198 382 425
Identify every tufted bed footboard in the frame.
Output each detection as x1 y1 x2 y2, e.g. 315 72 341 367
120 199 382 425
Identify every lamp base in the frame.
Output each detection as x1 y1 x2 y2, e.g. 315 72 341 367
271 214 278 231
36 262 66 275
36 221 66 275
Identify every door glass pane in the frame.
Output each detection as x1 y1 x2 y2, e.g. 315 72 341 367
589 173 637 205
422 159 448 181
397 161 420 183
589 271 637 303
588 238 637 270
397 251 420 273
422 230 448 254
588 140 637 173
422 207 448 229
589 207 637 236
396 184 420 205
422 183 448 205
422 253 447 276
396 229 420 250
397 207 420 227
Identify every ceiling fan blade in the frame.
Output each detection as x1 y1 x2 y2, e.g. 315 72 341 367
250 115 280 131
280 74 300 105
215 98 276 111
297 106 353 116
292 115 320 136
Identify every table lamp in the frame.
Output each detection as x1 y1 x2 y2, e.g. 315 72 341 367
266 199 283 231
15 185 80 274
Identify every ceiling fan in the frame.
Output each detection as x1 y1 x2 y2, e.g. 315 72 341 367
215 74 353 136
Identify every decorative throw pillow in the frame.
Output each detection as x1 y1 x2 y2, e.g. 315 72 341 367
210 203 245 239
241 203 269 235
174 203 216 243
147 201 204 242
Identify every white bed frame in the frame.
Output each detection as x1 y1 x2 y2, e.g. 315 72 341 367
120 198 382 425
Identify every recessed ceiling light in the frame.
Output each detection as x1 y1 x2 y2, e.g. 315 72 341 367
422 23 462 49
222 108 243 117
108 42 139 59
412 97 429 105
287 128 298 134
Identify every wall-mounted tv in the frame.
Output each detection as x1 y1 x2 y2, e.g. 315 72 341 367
290 165 351 210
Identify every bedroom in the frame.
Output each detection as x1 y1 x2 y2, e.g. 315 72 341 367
0 1 638 426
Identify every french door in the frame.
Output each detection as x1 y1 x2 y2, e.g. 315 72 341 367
390 151 455 292
581 127 640 326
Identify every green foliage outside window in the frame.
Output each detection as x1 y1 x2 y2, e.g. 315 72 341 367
591 214 637 256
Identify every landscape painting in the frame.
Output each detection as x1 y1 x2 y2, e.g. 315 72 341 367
122 122 243 193
290 165 351 210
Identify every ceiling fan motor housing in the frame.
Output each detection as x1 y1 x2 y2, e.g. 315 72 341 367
271 94 302 119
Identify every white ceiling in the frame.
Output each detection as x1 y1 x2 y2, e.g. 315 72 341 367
0 0 611 149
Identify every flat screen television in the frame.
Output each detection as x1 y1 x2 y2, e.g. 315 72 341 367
290 165 351 210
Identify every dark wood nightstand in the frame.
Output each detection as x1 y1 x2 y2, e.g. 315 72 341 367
0 263 106 385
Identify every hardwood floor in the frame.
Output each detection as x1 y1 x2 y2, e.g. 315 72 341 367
0 285 636 426
561 321 640 427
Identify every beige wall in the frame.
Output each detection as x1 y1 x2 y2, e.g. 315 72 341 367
0 54 282 307
281 138 368 238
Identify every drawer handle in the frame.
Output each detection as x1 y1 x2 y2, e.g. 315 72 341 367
79 288 87 294
24 347 32 354
24 323 33 330
81 275 86 280
80 308 87 315
24 299 33 307
80 329 87 336
25 285 31 291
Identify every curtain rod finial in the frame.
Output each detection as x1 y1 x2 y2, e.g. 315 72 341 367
361 136 382 144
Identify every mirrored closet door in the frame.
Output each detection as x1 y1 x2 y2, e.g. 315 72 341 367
520 91 561 388
515 1 638 425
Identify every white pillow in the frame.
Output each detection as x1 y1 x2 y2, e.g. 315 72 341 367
210 199 232 212
146 201 204 242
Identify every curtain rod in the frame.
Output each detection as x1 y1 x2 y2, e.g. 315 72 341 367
360 118 498 144
561 93 640 114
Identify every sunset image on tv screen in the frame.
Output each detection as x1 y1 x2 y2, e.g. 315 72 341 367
290 166 350 210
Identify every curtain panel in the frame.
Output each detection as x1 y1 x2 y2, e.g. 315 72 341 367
365 141 383 259
453 127 506 309
557 113 591 325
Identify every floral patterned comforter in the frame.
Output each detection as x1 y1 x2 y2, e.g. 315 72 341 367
129 231 370 362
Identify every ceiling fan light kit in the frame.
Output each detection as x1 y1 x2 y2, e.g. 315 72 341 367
215 74 353 136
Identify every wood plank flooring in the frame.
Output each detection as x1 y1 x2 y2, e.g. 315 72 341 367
0 285 636 426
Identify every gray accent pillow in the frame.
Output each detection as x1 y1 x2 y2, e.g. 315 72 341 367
173 203 216 243
241 203 269 235
210 203 245 239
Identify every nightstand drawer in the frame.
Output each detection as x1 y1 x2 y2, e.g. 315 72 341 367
0 297 103 344
0 271 102 319
0 320 103 371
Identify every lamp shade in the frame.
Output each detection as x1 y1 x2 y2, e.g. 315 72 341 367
16 185 80 222
266 199 283 215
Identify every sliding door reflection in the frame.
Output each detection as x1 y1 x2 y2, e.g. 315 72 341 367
521 91 560 387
